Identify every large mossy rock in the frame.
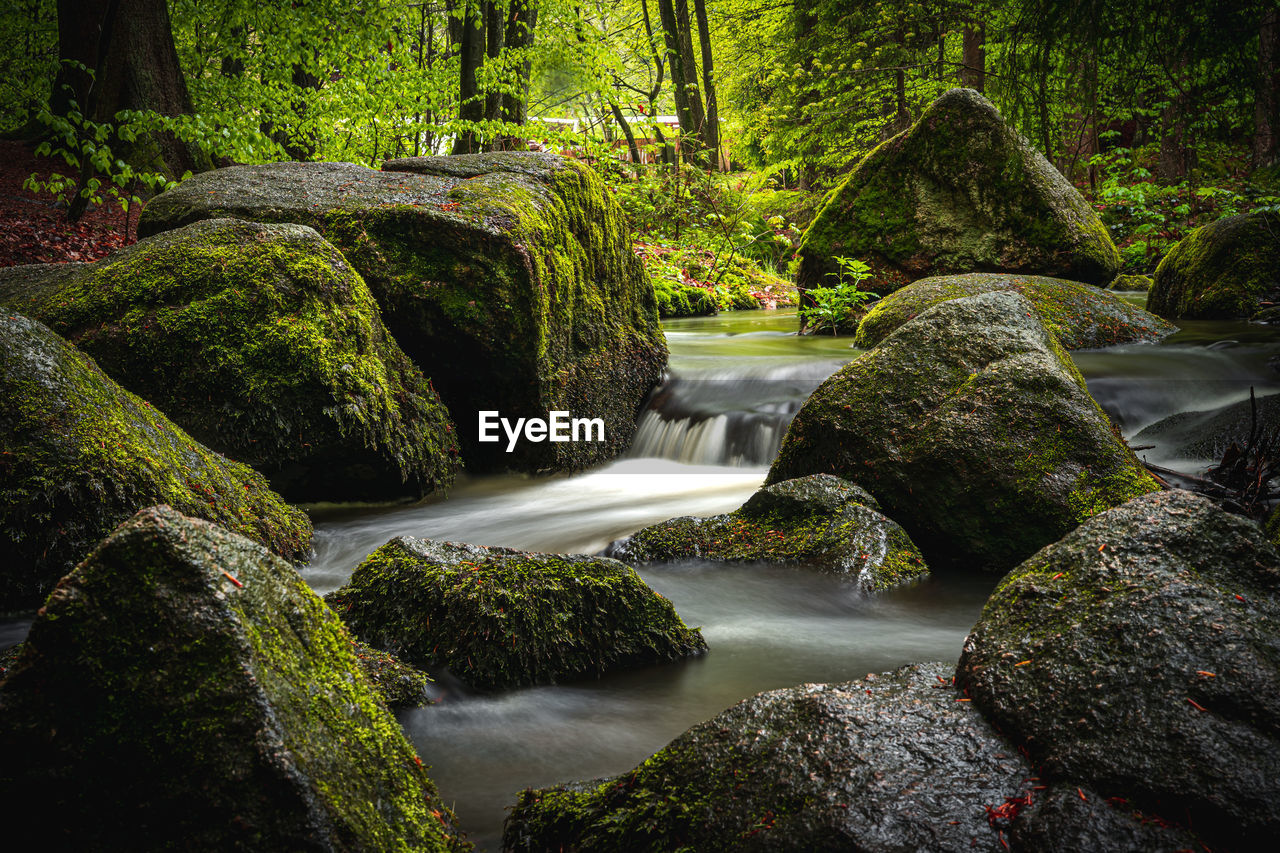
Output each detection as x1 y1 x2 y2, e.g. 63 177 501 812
1269 503 1280 547
606 474 928 593
138 153 667 473
1133 392 1280 462
767 292 1160 572
326 537 706 690
797 88 1119 299
503 662 1032 853
0 506 464 850
0 312 310 611
1149 210 1280 320
957 490 1280 850
854 272 1174 350
0 219 458 502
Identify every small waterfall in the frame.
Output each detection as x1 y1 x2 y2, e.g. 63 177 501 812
629 362 847 466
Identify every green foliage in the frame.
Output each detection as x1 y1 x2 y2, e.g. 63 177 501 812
799 255 876 334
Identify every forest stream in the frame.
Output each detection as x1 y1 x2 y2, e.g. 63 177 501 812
297 302 1280 850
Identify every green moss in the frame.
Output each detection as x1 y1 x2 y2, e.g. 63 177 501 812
854 272 1174 350
796 89 1120 304
327 538 706 690
1149 211 1280 320
1266 504 1280 548
0 219 458 501
0 312 311 610
350 639 433 709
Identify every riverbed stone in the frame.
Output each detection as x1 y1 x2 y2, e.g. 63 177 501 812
502 662 1033 852
1107 273 1152 291
1133 391 1280 462
1149 210 1280 320
957 490 1280 850
796 88 1119 303
853 272 1174 350
1007 783 1202 852
606 474 927 593
0 218 458 502
352 639 433 709
0 312 311 611
0 506 464 850
769 292 1159 572
138 153 667 474
326 536 706 691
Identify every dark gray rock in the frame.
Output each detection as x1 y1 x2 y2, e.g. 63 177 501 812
957 490 1280 850
1134 392 1280 462
1008 784 1201 852
0 506 463 850
502 662 1033 852
1150 210 1280 320
768 292 1159 572
606 474 928 593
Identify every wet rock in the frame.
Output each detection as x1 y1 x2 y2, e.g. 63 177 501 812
1008 784 1201 852
1106 273 1153 292
0 506 464 850
957 490 1280 850
768 292 1159 572
796 88 1119 303
1267 503 1279 548
854 272 1174 350
351 639 433 709
502 662 1032 853
0 312 311 611
138 153 667 474
606 474 928 593
326 537 706 691
1149 210 1280 320
1133 391 1280 462
0 219 458 502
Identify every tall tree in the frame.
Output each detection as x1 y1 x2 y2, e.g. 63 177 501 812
501 0 538 130
656 0 705 165
1256 5 1279 169
692 0 719 167
961 24 985 92
452 0 485 154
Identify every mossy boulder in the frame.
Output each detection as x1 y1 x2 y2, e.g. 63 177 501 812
1268 504 1280 547
0 219 458 502
653 277 716 318
0 506 464 850
0 312 310 611
138 153 667 473
1107 273 1153 292
351 639 433 710
796 88 1120 303
957 490 1280 850
767 292 1160 572
1133 392 1280 462
502 662 1032 852
326 537 706 691
1149 211 1280 320
606 475 928 593
853 272 1174 350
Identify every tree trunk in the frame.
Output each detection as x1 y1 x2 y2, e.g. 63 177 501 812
693 0 719 169
674 0 706 155
483 0 505 127
452 1 485 154
1255 6 1279 170
1158 60 1193 182
499 0 536 150
657 0 704 166
961 24 985 92
611 102 642 163
61 0 209 221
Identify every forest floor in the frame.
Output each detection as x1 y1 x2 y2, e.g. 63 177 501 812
0 140 138 268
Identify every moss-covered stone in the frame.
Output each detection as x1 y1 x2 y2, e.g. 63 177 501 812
1107 273 1153 292
957 490 1280 851
607 475 928 593
1133 392 1280 462
326 537 706 691
502 662 1032 852
0 312 310 611
767 292 1160 572
351 638 433 710
1268 503 1280 547
138 153 667 474
796 88 1120 305
854 272 1174 350
0 506 465 850
0 219 458 502
1149 211 1280 320
653 276 717 318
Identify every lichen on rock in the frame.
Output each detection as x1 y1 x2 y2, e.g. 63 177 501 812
854 272 1174 350
768 291 1160 572
1149 210 1280 320
957 490 1280 851
796 88 1120 303
0 218 458 502
0 312 311 611
138 153 667 474
0 506 465 850
326 537 706 691
607 474 928 593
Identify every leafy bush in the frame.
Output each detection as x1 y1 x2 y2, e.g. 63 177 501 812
799 256 877 335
